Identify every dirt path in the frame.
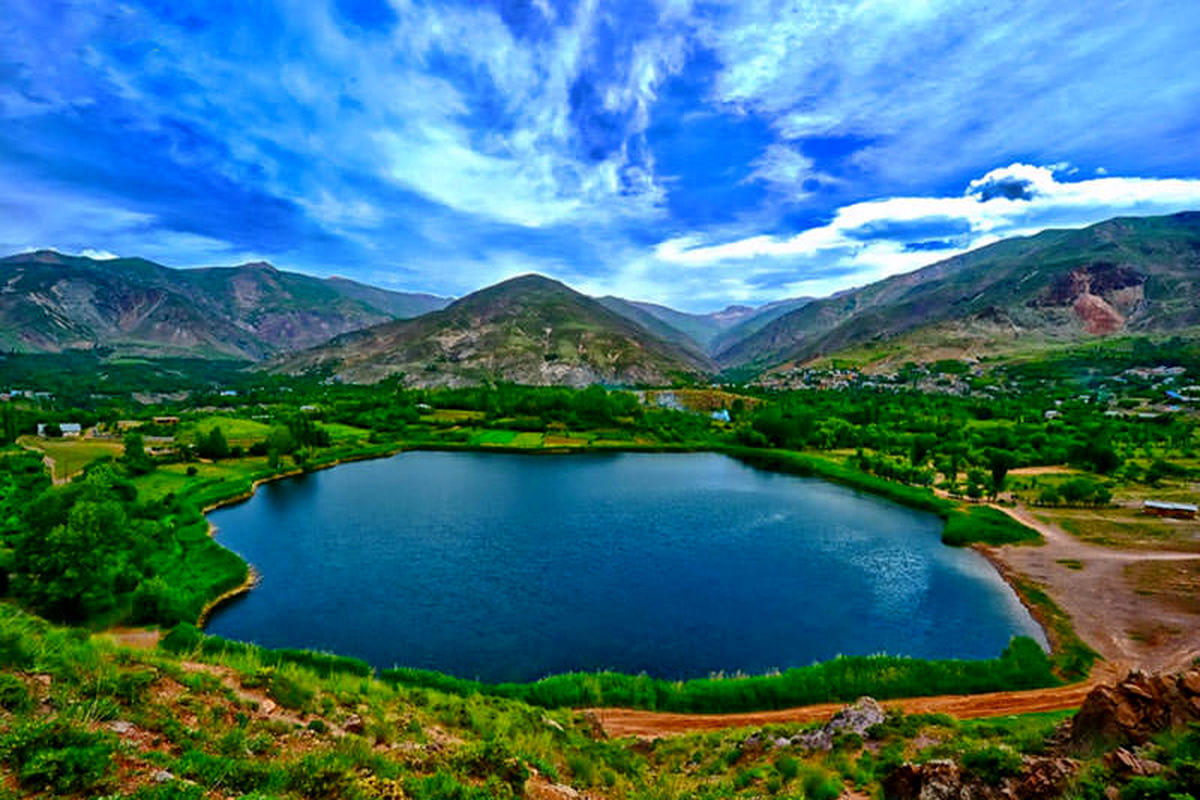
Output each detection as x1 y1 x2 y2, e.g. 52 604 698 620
983 504 1200 677
591 682 1096 738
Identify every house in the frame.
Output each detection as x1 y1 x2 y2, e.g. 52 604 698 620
711 409 731 422
1142 500 1198 519
153 416 181 426
37 422 82 437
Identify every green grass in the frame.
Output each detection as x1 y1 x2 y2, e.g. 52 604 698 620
21 437 124 481
471 430 517 445
941 506 1042 547
183 415 273 444
382 637 1058 714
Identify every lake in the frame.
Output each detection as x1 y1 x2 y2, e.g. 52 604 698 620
205 451 1045 682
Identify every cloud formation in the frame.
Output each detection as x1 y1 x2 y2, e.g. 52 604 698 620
2 0 1199 309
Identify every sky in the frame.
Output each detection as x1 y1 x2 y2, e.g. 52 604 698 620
4 0 1200 311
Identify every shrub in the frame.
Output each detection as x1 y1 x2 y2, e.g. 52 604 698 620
0 673 30 712
774 754 800 780
962 745 1023 785
0 719 115 795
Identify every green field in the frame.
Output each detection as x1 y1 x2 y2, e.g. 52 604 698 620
21 436 124 481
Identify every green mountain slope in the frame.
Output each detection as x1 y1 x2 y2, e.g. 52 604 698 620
717 212 1200 372
277 274 716 386
0 251 450 359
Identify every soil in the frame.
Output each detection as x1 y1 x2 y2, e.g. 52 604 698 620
983 504 1200 678
590 683 1095 738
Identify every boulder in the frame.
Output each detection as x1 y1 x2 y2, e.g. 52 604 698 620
342 714 365 735
1064 669 1200 754
883 757 1078 800
791 697 885 751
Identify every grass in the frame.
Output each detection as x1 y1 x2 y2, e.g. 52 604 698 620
1004 575 1097 681
21 437 124 481
941 506 1042 547
1038 506 1200 552
182 414 272 445
381 637 1059 714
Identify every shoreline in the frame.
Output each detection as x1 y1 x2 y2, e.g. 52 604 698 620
194 446 411 627
190 441 1066 682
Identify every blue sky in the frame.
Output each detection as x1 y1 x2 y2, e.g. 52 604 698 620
4 0 1200 311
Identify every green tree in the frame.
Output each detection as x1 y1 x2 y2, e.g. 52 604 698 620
121 432 154 475
984 448 1017 499
197 426 230 460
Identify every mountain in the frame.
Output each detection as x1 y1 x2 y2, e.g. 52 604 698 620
598 295 812 354
277 274 716 386
717 212 1200 372
0 250 450 359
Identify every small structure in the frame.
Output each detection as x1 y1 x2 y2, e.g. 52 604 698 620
153 415 180 425
37 422 82 437
711 409 731 422
1142 500 1198 519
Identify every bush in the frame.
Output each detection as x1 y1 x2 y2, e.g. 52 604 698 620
961 745 1023 785
0 673 30 712
0 719 115 795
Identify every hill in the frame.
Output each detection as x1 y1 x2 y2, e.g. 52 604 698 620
276 274 716 386
0 250 450 360
717 212 1200 372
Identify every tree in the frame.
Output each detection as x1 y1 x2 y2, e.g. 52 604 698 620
10 467 143 621
121 432 154 475
0 405 18 445
197 426 229 460
984 448 1017 499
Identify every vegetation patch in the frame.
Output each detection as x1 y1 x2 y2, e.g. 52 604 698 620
381 637 1058 713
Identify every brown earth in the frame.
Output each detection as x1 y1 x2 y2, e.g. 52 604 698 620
984 504 1200 678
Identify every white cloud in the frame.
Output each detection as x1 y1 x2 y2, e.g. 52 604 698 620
648 164 1200 301
80 248 119 260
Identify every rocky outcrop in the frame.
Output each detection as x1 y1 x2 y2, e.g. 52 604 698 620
883 756 1078 800
791 697 886 751
1061 669 1200 754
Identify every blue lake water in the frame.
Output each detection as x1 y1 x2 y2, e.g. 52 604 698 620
205 451 1045 682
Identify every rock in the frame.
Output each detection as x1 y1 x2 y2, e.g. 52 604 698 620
153 770 175 784
108 720 135 735
741 732 767 756
1104 748 1165 777
791 697 885 751
342 714 365 735
1065 670 1200 754
1015 757 1079 799
525 775 582 800
259 699 277 716
773 736 792 749
581 711 607 740
882 759 965 800
884 757 1077 800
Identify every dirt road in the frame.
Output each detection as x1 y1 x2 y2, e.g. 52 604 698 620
590 682 1097 738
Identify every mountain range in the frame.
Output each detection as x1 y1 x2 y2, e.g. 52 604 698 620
3 211 1200 384
0 250 449 360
